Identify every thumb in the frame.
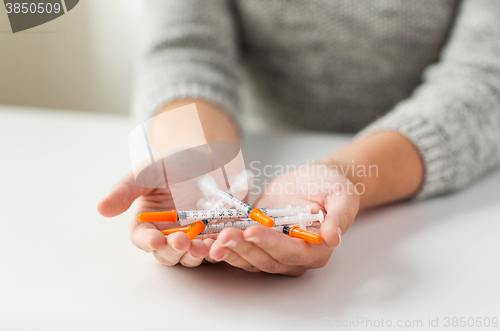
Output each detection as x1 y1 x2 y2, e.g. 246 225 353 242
98 172 150 217
321 180 360 248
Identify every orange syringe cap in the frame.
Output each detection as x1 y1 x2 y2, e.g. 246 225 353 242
288 226 323 244
161 225 192 236
249 208 275 227
185 220 207 240
138 210 177 223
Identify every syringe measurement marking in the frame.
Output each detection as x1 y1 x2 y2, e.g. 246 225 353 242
177 209 247 221
209 186 253 214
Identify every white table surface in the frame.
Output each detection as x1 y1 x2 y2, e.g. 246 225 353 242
1 106 499 331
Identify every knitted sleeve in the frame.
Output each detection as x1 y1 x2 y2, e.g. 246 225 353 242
132 0 240 122
356 0 500 199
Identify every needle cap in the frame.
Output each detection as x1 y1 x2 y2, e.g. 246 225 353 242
185 221 207 240
289 226 323 244
161 225 192 235
138 211 177 223
249 208 275 227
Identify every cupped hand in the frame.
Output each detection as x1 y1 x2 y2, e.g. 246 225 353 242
97 172 214 267
208 164 360 276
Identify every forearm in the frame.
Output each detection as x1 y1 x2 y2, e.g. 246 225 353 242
149 101 423 208
133 1 239 127
149 98 240 151
319 131 424 209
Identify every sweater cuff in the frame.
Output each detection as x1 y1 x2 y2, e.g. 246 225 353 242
131 82 240 128
355 112 456 200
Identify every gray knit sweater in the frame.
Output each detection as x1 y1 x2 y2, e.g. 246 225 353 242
133 0 500 199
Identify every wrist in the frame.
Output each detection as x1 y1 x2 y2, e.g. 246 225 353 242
149 98 240 151
318 131 424 209
317 153 380 209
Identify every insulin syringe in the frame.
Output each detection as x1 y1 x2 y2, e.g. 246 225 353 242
201 210 324 233
160 211 324 243
138 205 311 226
205 170 253 211
203 222 322 244
198 175 275 227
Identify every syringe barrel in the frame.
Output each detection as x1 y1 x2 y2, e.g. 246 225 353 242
199 176 253 214
228 170 253 195
273 211 324 229
201 220 259 234
274 217 313 227
215 188 252 213
178 209 248 225
179 207 318 226
200 220 286 235
205 170 253 210
261 204 311 217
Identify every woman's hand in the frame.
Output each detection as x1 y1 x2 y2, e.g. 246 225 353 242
208 164 360 276
97 99 241 267
97 172 214 267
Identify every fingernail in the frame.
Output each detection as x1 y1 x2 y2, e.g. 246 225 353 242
245 237 260 244
336 227 342 247
215 251 230 262
171 244 182 252
221 240 237 248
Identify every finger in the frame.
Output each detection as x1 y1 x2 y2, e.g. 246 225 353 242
215 228 291 274
130 220 166 252
209 241 259 272
243 225 329 267
203 237 216 250
180 239 208 267
203 238 219 263
152 232 191 266
322 179 360 247
98 172 149 217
